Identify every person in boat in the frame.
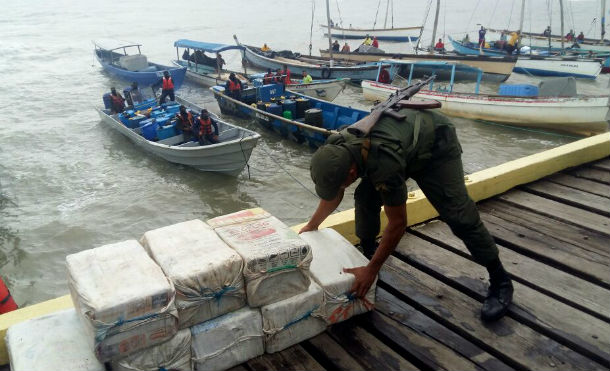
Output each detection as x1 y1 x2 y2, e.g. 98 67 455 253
332 40 340 52
275 68 284 84
283 64 292 85
362 34 372 46
225 72 242 100
302 70 313 84
543 26 551 37
576 32 585 42
109 87 125 114
299 108 514 323
175 105 194 141
341 42 351 53
195 109 219 145
129 82 143 105
478 26 487 48
371 36 379 48
182 49 190 61
158 71 175 105
216 53 226 73
261 43 271 52
461 33 471 46
506 31 519 55
434 38 445 52
495 32 507 50
565 29 575 41
263 68 275 84
377 67 390 84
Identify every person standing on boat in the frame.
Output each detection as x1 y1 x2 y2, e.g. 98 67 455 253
195 109 219 145
362 34 372 46
158 71 175 105
371 36 379 48
506 31 520 55
283 64 292 85
341 42 351 53
109 87 125 114
175 105 194 141
302 70 313 84
543 26 551 37
263 69 275 84
332 40 341 52
129 82 143 105
216 53 226 74
478 26 487 48
225 72 243 100
299 109 514 322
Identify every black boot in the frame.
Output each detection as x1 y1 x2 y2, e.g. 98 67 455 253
360 239 378 260
481 259 513 322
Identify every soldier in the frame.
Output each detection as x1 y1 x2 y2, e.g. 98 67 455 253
299 108 513 322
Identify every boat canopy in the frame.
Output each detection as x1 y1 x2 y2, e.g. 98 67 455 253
93 38 142 51
173 39 245 53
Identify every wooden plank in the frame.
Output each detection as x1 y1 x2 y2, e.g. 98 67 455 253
546 173 610 198
567 168 610 185
327 320 419 371
521 180 610 217
304 333 367 371
478 201 610 287
590 158 610 172
498 189 610 236
395 233 610 365
410 220 610 322
247 344 325 371
374 289 514 371
380 256 606 371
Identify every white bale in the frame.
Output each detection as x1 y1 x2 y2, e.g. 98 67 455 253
300 229 376 324
6 308 105 371
112 329 192 371
191 307 264 371
208 208 312 307
261 281 326 353
66 240 178 361
119 54 148 71
141 219 246 329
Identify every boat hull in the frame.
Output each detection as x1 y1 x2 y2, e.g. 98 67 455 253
362 80 609 135
484 29 610 53
96 55 186 89
97 98 260 176
321 25 422 42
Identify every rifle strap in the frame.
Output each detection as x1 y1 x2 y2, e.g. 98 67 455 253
360 138 371 167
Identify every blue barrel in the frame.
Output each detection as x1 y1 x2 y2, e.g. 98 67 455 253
155 115 170 127
126 115 146 129
282 99 297 120
139 118 154 128
134 98 156 111
267 103 282 116
157 124 177 140
103 93 113 110
141 121 159 141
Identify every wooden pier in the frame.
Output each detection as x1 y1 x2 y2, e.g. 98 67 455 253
233 157 610 371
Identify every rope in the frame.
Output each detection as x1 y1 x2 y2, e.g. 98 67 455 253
238 131 251 179
487 0 500 29
373 0 382 28
416 0 433 53
334 0 343 27
465 0 482 34
506 0 515 30
309 0 315 56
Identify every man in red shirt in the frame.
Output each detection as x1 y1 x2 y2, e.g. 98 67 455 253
283 64 291 85
378 67 390 84
434 38 445 52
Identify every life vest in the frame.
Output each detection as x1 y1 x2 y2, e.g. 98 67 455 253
178 112 193 130
228 80 241 91
263 73 274 84
162 76 174 90
284 69 291 83
199 117 213 136
110 94 124 105
0 277 18 314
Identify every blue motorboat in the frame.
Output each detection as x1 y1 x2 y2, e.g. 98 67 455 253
210 82 368 148
93 39 186 88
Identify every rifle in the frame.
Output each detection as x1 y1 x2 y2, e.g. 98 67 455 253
347 75 439 137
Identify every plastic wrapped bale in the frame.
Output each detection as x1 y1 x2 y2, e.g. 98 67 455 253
140 219 246 329
66 240 178 362
6 308 105 371
112 329 192 371
300 229 376 324
208 208 312 307
191 307 264 371
261 281 326 353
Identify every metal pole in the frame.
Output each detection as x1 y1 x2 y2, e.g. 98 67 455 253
326 0 334 67
559 0 565 50
518 0 526 34
383 0 390 29
601 0 606 43
430 0 441 52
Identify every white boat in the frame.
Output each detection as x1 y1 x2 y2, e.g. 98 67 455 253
484 28 610 54
97 96 260 176
361 60 609 136
514 57 602 79
321 24 422 42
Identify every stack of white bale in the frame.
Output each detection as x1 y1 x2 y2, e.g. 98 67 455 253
66 240 178 362
112 329 192 371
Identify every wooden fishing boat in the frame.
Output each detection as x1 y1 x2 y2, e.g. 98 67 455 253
319 49 516 82
93 39 186 88
320 24 422 42
484 28 610 53
449 37 602 79
210 83 368 148
248 73 349 102
361 60 609 136
96 95 260 176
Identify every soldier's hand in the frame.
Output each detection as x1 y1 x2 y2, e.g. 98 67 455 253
343 265 376 298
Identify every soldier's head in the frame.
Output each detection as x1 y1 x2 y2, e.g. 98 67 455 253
310 144 357 200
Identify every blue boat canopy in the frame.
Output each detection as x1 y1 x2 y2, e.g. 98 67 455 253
173 39 244 53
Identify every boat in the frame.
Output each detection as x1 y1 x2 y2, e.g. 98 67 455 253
238 40 393 82
96 94 260 176
449 37 602 79
93 39 186 88
361 60 609 136
210 82 368 148
321 24 422 42
249 73 349 102
319 49 516 82
483 28 610 54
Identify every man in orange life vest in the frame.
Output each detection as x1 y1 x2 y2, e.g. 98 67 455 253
225 72 242 100
263 68 275 84
283 64 291 85
195 109 219 145
109 87 125 114
175 105 194 141
159 70 175 105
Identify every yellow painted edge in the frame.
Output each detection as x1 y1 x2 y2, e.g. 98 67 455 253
1 133 608 365
0 295 73 364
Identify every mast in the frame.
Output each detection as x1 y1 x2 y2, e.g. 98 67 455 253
326 0 334 66
430 0 441 51
383 0 390 29
602 0 607 43
518 0 526 34
559 0 565 50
